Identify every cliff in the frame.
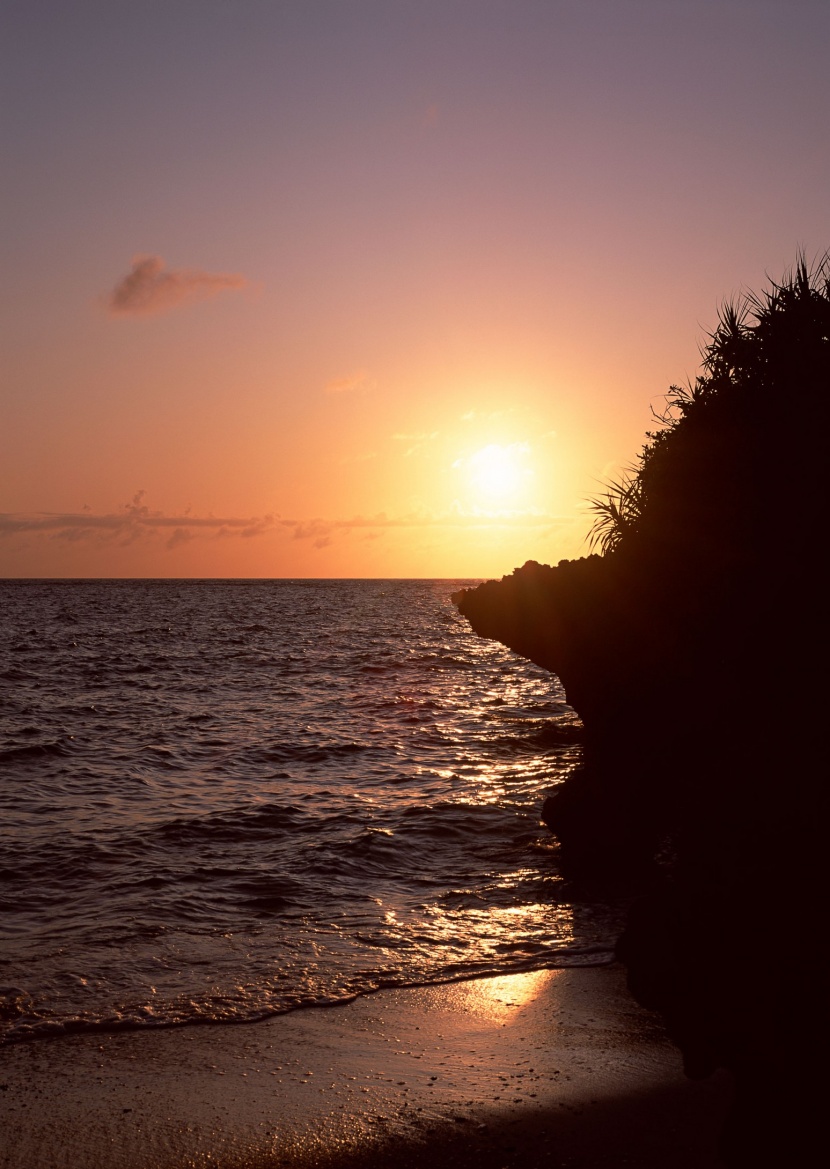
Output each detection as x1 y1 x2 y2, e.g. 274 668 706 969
453 257 828 1165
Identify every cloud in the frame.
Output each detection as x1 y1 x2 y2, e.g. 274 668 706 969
0 499 573 554
324 369 374 395
392 431 439 456
291 519 335 543
166 528 193 551
105 255 246 317
0 495 277 549
286 509 570 536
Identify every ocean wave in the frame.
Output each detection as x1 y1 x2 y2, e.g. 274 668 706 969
154 801 307 843
0 579 592 1052
0 945 615 1045
236 739 375 766
0 740 72 763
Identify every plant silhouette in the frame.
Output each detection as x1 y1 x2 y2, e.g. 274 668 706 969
589 252 830 564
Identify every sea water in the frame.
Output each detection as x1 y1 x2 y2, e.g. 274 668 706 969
0 579 618 1044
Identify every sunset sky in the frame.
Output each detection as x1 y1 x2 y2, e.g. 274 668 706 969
2 0 828 578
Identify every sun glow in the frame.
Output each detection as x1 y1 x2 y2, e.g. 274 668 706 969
460 443 533 505
459 969 562 1022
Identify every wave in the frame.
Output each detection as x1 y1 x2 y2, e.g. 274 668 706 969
0 945 615 1045
0 579 591 1056
236 740 374 766
0 740 71 764
153 801 307 844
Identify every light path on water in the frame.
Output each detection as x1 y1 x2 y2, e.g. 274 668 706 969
0 580 621 1043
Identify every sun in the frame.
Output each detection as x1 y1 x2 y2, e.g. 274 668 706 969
463 443 532 504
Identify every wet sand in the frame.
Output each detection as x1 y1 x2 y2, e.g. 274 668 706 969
0 964 731 1168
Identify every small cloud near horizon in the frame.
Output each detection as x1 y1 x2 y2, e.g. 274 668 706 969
105 255 246 317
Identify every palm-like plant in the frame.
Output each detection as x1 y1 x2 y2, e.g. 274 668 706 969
586 250 830 560
587 472 644 554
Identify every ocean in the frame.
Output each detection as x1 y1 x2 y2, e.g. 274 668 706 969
0 579 619 1045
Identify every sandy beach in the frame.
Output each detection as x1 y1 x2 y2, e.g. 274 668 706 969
0 964 731 1168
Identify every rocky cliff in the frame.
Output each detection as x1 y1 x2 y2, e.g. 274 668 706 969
454 257 828 1166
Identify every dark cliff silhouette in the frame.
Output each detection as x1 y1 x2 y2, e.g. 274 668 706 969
454 256 828 1166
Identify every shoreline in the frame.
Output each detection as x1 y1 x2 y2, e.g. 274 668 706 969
0 952 618 1048
1 964 731 1168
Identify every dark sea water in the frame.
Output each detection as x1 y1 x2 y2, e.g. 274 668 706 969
0 579 618 1045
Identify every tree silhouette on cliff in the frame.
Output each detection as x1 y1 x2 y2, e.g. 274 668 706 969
589 252 830 565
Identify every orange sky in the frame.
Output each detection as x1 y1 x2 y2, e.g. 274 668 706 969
2 1 829 578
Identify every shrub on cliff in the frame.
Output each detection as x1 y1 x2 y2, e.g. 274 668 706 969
589 253 830 567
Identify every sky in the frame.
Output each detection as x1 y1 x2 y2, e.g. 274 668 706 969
2 0 828 579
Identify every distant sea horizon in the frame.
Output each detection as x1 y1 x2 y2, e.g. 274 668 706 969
1 576 492 581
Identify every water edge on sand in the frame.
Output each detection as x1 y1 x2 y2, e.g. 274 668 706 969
0 964 731 1169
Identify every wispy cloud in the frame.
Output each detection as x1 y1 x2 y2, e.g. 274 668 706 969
291 519 335 550
0 493 275 549
0 497 571 553
323 369 374 395
105 255 246 317
392 431 439 456
166 528 194 551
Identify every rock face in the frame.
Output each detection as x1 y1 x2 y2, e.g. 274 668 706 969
454 259 828 1166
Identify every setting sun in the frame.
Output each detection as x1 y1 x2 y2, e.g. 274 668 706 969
458 443 534 506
